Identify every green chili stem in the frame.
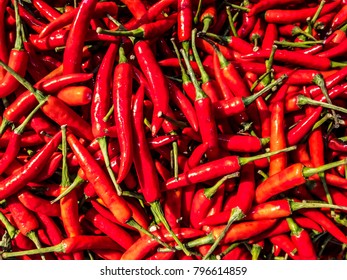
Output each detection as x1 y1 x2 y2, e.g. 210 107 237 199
244 74 287 106
239 145 297 166
303 158 347 177
204 172 240 199
203 207 245 260
150 201 191 256
50 175 85 204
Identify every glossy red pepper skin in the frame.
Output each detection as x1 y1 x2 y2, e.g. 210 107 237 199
133 40 169 136
0 131 62 200
178 0 192 44
62 0 98 75
132 85 161 203
113 51 134 184
67 132 133 224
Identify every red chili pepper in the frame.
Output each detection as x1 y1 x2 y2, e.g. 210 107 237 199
268 234 300 260
255 158 347 204
0 0 9 80
0 0 28 99
331 4 347 30
32 0 61 22
164 146 296 191
287 217 317 260
178 0 193 53
0 130 62 200
248 0 305 17
84 208 135 250
113 45 134 184
97 15 177 40
0 60 94 141
120 0 147 21
133 40 169 136
56 85 92 106
264 0 342 24
242 48 346 70
16 189 61 217
1 235 122 258
62 0 98 75
121 227 204 260
269 84 288 176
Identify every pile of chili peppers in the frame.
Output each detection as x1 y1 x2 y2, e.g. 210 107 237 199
3 0 347 260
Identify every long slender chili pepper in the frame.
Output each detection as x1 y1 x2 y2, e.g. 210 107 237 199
38 1 119 38
268 234 299 260
90 42 120 193
133 40 170 136
264 0 341 24
178 0 193 53
32 0 61 22
248 0 305 16
1 235 123 259
0 130 62 200
62 0 98 75
132 84 190 255
255 158 347 204
242 48 347 70
59 125 83 260
269 83 288 176
0 0 28 98
164 146 296 191
181 46 219 160
113 45 134 184
0 60 94 141
84 208 135 251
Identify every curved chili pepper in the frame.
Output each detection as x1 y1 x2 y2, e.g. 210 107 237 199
0 130 62 200
62 0 98 75
32 0 61 22
331 4 347 30
286 217 317 260
268 234 300 260
39 1 118 38
134 40 169 136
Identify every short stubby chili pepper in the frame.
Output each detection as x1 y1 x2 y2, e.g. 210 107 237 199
255 158 347 204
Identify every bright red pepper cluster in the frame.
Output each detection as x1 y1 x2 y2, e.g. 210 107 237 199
1 0 347 260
